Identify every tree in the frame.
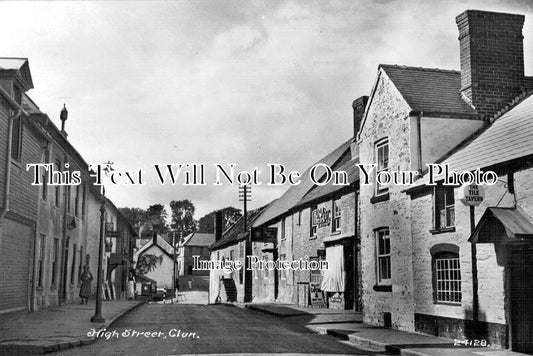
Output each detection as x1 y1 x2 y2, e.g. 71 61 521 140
145 204 168 235
169 199 196 236
135 253 163 276
197 206 242 233
119 207 147 235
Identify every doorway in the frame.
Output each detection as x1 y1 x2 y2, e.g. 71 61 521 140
508 243 533 354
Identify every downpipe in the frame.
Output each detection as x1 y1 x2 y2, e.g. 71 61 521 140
0 109 22 224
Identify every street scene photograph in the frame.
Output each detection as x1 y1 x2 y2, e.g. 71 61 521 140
1 0 533 355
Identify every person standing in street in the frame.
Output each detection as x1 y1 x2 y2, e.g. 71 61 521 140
127 270 136 300
188 279 192 290
79 265 93 304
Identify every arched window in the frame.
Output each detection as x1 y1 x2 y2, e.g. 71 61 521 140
431 244 461 303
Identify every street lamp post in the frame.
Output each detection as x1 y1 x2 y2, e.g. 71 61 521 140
91 188 106 323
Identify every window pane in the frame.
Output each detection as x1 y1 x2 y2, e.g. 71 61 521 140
434 253 461 303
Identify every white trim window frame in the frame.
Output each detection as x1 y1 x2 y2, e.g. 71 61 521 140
375 139 389 196
434 186 455 229
376 228 391 285
434 252 461 303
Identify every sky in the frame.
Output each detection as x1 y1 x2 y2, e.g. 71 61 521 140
1 0 532 219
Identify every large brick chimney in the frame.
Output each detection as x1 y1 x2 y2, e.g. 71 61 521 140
456 10 526 118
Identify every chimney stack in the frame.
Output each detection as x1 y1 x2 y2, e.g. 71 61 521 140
456 10 525 118
352 96 368 137
214 211 223 242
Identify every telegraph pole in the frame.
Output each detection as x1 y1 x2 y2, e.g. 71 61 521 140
239 185 251 229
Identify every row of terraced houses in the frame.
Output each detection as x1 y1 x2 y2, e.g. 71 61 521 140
209 10 533 354
0 58 136 314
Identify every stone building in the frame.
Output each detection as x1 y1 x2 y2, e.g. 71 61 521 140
133 234 177 290
250 134 360 309
355 9 533 353
208 207 267 304
406 93 533 353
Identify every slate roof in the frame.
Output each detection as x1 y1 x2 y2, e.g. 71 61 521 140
136 234 174 257
210 205 270 251
380 64 477 117
408 93 533 188
297 158 359 207
182 232 215 247
470 207 533 243
252 139 353 227
0 57 34 89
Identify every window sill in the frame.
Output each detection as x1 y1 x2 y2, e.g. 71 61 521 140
10 159 22 169
309 235 317 240
373 285 392 292
434 301 462 306
331 230 341 235
371 193 390 204
430 227 456 235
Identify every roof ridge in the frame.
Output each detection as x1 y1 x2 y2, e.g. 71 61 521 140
489 91 533 123
434 91 533 165
379 64 460 74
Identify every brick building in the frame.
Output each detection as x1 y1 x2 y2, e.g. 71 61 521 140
355 9 533 353
0 58 42 313
0 58 135 313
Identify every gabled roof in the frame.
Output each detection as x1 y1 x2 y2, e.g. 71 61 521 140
135 234 175 258
408 93 533 188
252 139 353 227
380 64 477 117
210 205 269 251
470 207 533 243
182 232 215 247
0 58 34 90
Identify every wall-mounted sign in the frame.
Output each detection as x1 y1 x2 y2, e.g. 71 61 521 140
309 283 325 307
459 184 485 206
251 227 278 243
312 207 331 228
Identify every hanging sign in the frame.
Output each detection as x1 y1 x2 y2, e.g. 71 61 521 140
458 184 485 206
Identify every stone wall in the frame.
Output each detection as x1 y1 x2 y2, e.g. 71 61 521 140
358 70 416 330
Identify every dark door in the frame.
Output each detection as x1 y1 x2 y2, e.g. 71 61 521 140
509 244 533 354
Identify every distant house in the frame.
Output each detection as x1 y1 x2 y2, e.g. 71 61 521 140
209 206 269 304
177 232 215 277
133 234 177 290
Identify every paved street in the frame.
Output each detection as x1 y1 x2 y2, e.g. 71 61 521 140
51 302 384 356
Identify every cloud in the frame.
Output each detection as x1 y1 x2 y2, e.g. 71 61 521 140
0 0 532 218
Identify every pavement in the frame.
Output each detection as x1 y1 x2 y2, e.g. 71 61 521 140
245 303 529 356
0 300 143 355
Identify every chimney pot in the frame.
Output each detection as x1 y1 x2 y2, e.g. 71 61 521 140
214 212 223 241
352 96 368 137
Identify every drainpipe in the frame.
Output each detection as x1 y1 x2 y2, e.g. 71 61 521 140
416 112 423 174
0 110 21 224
